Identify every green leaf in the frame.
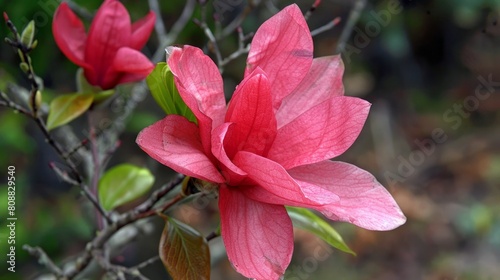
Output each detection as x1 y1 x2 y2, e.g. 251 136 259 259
98 164 155 211
286 207 356 255
92 89 115 105
46 93 94 130
159 216 210 280
146 62 197 123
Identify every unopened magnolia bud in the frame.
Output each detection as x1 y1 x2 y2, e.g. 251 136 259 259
17 49 25 62
35 90 42 109
19 62 30 73
21 20 35 48
31 39 38 49
29 90 42 112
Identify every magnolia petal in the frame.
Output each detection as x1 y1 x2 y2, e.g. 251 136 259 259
276 56 345 128
85 0 132 85
224 68 277 157
288 161 407 231
52 2 89 67
233 151 338 205
245 4 313 109
167 46 226 155
211 123 247 185
136 115 224 183
130 11 156 50
219 186 293 280
268 96 370 170
106 47 154 88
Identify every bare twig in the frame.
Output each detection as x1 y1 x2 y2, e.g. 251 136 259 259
311 17 342 37
336 0 367 53
163 0 197 47
23 245 64 277
148 0 167 40
304 0 322 21
194 18 223 71
133 256 160 271
205 231 220 242
94 250 149 280
0 94 32 116
221 0 260 38
62 174 185 279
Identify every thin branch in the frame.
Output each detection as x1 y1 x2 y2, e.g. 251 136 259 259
220 44 250 67
148 0 167 40
163 0 197 47
305 0 322 21
221 0 260 38
0 96 32 116
205 231 220 242
63 174 185 279
194 18 223 71
133 256 160 271
94 250 149 280
336 0 367 53
311 17 342 37
23 245 64 277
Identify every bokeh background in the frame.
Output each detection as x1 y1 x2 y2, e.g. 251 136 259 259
1 0 499 279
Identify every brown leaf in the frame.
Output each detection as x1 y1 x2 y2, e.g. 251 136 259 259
159 215 210 280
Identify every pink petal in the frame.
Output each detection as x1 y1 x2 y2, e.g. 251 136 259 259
245 4 313 109
288 161 406 230
268 96 371 170
233 151 338 206
219 186 293 280
136 115 224 183
224 68 277 157
103 47 153 89
52 3 89 68
276 56 345 128
211 123 247 185
85 0 131 85
167 46 226 155
130 11 156 50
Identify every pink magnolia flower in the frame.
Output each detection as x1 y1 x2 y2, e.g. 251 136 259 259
52 0 155 90
137 4 405 279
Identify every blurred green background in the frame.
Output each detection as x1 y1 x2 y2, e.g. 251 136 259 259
1 0 500 279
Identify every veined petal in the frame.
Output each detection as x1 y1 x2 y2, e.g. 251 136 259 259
52 2 89 67
85 0 131 84
245 4 313 109
233 151 338 205
288 161 406 230
211 123 247 185
130 11 156 50
268 96 370 170
276 56 345 128
219 186 293 280
225 68 277 157
136 115 224 183
104 47 154 88
167 46 226 155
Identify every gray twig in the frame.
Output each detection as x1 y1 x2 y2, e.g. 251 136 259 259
336 0 367 53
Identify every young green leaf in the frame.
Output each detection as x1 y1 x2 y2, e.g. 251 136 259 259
159 216 210 280
146 62 197 123
98 164 155 211
46 93 94 130
286 207 356 255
